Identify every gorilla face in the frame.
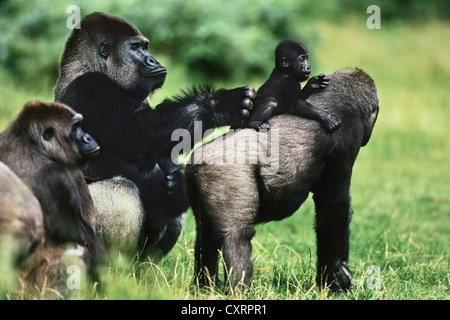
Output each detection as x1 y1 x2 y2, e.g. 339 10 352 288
54 12 169 103
276 39 311 82
104 36 167 101
71 114 100 162
291 52 311 82
17 101 100 169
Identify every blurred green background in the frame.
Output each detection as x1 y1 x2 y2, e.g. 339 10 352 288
0 0 449 299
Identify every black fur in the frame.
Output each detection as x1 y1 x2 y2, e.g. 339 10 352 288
55 12 255 256
248 39 341 132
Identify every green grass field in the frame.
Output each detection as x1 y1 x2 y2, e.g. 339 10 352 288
1 19 449 300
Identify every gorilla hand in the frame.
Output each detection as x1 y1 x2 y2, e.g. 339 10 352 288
140 161 188 225
158 159 188 212
318 261 353 293
239 86 257 117
302 73 330 99
216 86 256 129
157 159 184 194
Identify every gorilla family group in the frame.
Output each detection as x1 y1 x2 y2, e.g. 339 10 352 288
0 12 379 298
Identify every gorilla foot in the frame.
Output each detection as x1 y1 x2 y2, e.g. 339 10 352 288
322 113 342 133
258 122 271 130
248 121 271 131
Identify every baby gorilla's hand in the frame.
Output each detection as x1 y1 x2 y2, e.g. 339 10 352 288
302 73 330 99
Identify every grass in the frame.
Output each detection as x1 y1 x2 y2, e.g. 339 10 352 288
1 19 449 300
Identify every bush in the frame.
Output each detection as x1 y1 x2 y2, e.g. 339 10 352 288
0 0 313 89
1 0 448 90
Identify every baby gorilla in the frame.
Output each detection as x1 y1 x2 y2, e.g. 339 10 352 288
248 39 341 132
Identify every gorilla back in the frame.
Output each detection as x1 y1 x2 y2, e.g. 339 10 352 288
185 68 379 292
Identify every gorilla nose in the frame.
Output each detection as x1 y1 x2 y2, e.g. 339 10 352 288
82 134 94 144
145 56 157 66
305 65 311 73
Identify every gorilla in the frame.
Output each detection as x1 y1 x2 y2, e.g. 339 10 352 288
248 39 341 132
0 100 101 296
185 68 379 292
0 161 43 270
54 12 255 260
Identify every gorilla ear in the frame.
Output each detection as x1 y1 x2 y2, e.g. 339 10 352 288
281 57 289 68
99 41 110 59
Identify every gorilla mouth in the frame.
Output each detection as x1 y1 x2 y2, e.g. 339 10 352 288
149 68 167 76
84 146 100 158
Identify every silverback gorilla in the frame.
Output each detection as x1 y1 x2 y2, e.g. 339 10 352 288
185 68 379 292
54 12 255 259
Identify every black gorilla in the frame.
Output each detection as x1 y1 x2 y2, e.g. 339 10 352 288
54 12 255 259
248 39 341 132
185 68 379 292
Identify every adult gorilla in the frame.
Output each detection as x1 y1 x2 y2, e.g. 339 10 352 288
185 68 379 292
54 12 255 260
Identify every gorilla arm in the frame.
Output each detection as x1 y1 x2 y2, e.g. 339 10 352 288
30 165 97 251
59 72 255 169
137 85 256 156
21 162 100 284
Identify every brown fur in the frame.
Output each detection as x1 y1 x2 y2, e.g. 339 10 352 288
0 162 43 267
0 101 100 297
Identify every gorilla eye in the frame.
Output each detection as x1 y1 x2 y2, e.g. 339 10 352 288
131 41 149 51
72 119 82 130
99 41 110 59
43 127 55 141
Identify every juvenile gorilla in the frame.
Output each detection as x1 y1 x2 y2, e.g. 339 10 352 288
185 68 379 292
0 100 101 295
54 12 255 259
248 39 340 132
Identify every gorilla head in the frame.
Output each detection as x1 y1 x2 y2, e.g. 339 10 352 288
54 12 166 102
11 101 100 169
248 39 340 132
275 39 311 81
